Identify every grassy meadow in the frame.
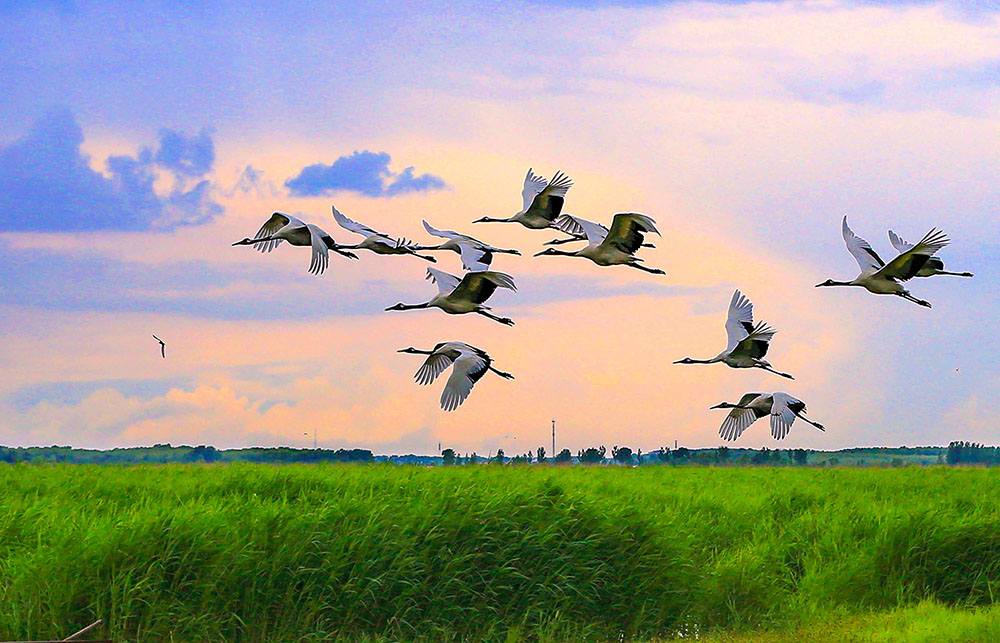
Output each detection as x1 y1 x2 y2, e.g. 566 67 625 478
1 465 999 641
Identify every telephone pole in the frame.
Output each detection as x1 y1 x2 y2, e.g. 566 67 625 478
551 419 556 456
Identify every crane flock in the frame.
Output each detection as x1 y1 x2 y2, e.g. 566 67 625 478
231 167 971 445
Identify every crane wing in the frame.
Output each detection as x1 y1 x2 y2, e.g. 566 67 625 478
887 230 914 253
605 213 659 255
553 214 608 245
422 219 470 242
306 224 330 275
451 271 516 305
440 350 489 411
520 168 550 212
724 290 755 352
425 267 462 295
841 216 885 273
253 212 295 253
414 344 462 385
875 228 949 282
332 205 381 238
458 243 493 272
523 170 572 221
719 393 767 441
769 392 800 440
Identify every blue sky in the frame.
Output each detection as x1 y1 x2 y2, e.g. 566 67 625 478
1 0 998 453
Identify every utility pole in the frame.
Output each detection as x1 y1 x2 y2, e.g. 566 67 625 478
314 427 317 450
552 419 556 456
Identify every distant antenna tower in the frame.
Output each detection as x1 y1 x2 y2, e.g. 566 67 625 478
438 442 441 454
552 419 556 455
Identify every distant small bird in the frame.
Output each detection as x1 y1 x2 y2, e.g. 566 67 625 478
398 342 514 411
472 168 573 229
385 267 517 325
888 230 972 278
233 212 358 275
417 220 521 266
674 289 794 379
711 392 825 441
816 216 949 307
152 335 166 359
533 213 665 274
332 206 436 261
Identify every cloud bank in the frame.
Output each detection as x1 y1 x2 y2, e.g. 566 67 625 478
284 150 447 198
0 108 222 232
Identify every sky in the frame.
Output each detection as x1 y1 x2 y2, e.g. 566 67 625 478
1 0 998 455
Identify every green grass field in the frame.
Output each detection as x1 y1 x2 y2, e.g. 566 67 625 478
1 465 998 642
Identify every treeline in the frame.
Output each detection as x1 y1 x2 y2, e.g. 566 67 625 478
440 445 814 466
2 442 996 467
946 441 1000 465
0 444 373 465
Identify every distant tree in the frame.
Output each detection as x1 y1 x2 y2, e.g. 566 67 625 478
186 445 220 463
577 446 606 464
611 446 634 465
554 448 573 464
441 448 456 466
671 447 690 463
750 448 769 465
536 446 547 464
791 449 808 466
657 448 671 463
466 452 479 465
492 449 505 465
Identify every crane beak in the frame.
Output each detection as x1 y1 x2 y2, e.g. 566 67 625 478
709 403 726 409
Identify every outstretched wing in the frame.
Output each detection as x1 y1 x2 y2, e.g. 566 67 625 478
440 350 490 411
553 214 608 245
841 216 884 273
306 224 330 275
523 170 573 221
876 228 949 282
458 243 493 272
719 393 766 441
425 267 462 295
733 322 776 360
769 392 801 440
887 230 914 253
520 168 550 212
451 271 516 305
414 344 462 385
332 205 381 238
605 213 659 255
724 290 754 352
253 212 294 253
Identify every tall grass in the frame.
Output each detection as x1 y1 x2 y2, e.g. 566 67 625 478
0 465 998 641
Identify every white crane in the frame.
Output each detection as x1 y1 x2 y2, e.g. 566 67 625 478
674 289 794 379
417 220 521 266
233 212 358 275
385 267 517 326
533 213 665 274
711 392 825 441
472 169 573 229
332 206 436 261
816 216 949 308
888 230 972 278
398 342 514 411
